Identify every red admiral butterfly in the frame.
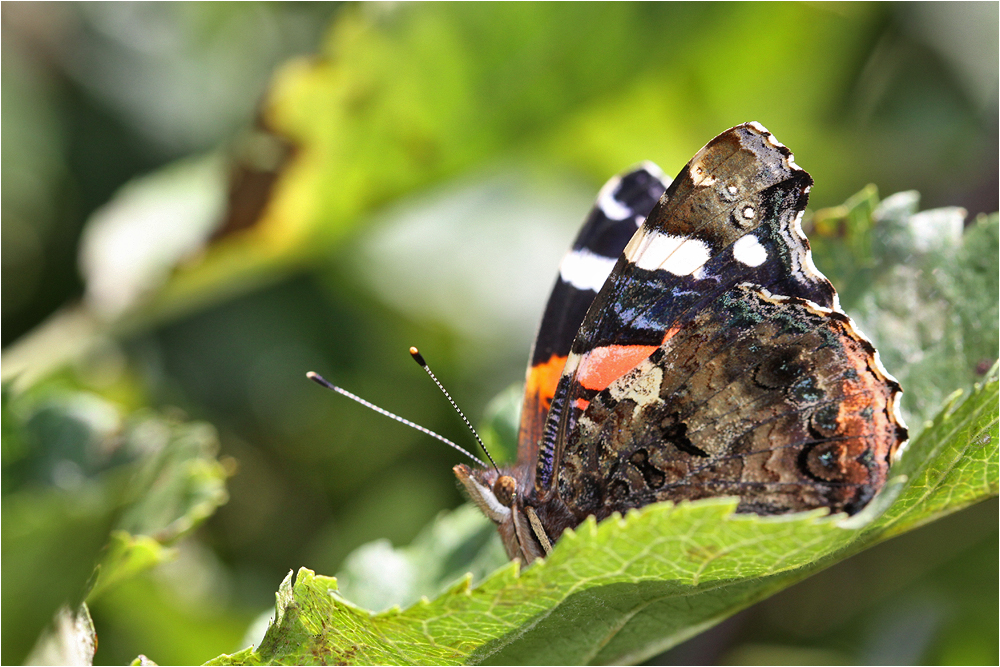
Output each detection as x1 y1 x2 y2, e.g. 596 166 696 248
455 122 908 564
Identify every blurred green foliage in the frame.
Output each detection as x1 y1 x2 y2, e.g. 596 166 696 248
2 2 997 665
2 381 230 664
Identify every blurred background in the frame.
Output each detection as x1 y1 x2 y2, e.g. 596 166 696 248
2 2 997 665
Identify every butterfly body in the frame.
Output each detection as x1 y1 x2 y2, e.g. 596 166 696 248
456 123 907 564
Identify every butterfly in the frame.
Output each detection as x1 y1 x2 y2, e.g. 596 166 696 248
454 122 908 564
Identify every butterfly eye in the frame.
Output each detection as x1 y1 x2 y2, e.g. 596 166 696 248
492 475 517 508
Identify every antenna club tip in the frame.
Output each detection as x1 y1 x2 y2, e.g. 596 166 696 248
409 347 427 367
306 371 327 387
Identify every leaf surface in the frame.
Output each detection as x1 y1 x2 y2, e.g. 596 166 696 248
208 370 997 665
208 196 998 665
1 382 230 663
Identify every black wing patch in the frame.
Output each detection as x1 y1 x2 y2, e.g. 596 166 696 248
529 164 670 367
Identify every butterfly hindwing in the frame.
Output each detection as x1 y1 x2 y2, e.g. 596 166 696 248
557 285 905 521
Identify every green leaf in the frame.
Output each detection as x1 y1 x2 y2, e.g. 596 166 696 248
476 384 522 467
810 196 998 429
77 2 895 337
334 504 507 614
0 382 231 663
88 414 231 601
2 385 126 664
208 370 996 665
85 532 173 604
868 363 999 539
209 387 996 666
207 192 998 665
113 417 230 544
2 478 119 665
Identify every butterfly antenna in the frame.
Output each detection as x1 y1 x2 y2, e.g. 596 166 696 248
409 347 501 474
306 371 488 469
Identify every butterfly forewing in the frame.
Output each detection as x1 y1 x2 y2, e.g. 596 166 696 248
516 164 669 485
531 123 905 530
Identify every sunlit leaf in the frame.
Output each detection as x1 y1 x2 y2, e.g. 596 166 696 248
120 3 892 331
208 369 996 666
88 415 231 601
207 192 998 665
2 386 125 664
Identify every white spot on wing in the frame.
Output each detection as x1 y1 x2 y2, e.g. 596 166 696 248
733 234 768 267
596 180 632 221
690 161 716 187
625 230 711 275
608 361 663 404
559 248 617 292
636 160 669 183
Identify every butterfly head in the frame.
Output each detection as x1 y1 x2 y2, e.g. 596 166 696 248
453 463 550 563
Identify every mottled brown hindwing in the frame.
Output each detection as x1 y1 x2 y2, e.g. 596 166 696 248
557 285 904 522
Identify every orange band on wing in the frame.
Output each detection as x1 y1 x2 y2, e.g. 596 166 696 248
518 354 569 465
525 354 568 407
577 344 659 392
